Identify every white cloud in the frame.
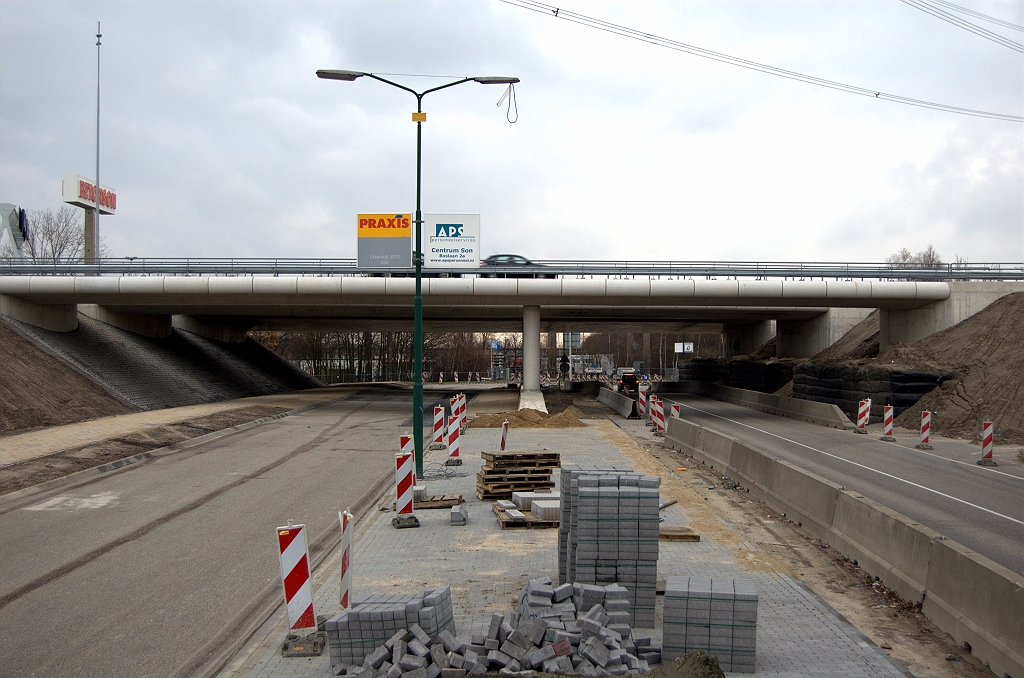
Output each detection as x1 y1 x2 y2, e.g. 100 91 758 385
1 0 1020 263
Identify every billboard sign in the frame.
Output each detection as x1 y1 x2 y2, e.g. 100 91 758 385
357 213 411 268
62 174 116 214
424 213 479 268
674 342 695 353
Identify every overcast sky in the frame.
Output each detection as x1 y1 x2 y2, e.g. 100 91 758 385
2 0 1022 263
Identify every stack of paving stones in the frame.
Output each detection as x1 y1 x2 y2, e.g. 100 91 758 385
662 576 757 673
503 577 661 675
326 587 455 675
558 465 660 628
511 491 559 510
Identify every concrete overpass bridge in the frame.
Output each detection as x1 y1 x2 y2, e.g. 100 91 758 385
2 260 1022 394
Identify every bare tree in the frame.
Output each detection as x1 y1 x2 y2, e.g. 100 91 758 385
0 206 112 262
885 244 942 268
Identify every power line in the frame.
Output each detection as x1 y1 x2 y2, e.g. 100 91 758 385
898 0 1023 51
498 0 1023 123
924 0 1023 31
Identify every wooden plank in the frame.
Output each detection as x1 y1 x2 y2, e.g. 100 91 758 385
492 504 559 530
658 526 701 542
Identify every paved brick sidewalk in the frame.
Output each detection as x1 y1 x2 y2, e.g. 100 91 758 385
232 421 909 678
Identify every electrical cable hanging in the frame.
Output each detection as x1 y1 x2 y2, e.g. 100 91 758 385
897 0 1023 51
919 0 1023 31
498 0 1022 122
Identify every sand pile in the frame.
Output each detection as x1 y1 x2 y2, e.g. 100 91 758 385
880 292 1024 443
812 310 880 363
646 652 726 678
468 405 588 429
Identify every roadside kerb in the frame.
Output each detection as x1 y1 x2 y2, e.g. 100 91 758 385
0 394 354 506
664 413 1024 678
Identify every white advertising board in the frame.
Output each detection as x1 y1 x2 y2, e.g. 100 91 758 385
424 214 479 268
62 174 116 214
675 342 694 353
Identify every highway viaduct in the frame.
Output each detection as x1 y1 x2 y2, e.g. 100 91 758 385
3 265 1023 400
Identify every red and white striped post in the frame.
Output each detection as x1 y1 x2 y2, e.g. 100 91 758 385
430 405 447 449
457 393 467 431
648 396 659 428
439 371 443 384
638 390 647 419
977 421 997 466
454 371 459 383
338 508 353 609
880 405 896 441
500 420 509 450
276 523 316 631
916 411 933 449
855 398 871 433
396 441 415 515
653 398 666 436
670 403 680 419
445 415 462 466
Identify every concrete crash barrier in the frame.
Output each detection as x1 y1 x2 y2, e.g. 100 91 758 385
922 539 1024 678
676 381 854 430
597 387 638 419
664 414 1023 678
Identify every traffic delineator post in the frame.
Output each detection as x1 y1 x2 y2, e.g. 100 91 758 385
429 406 447 450
880 405 896 441
638 390 647 419
457 393 467 431
670 403 680 419
977 421 997 466
339 509 353 609
446 415 462 466
854 398 871 433
500 420 509 451
393 441 419 528
653 398 665 436
276 523 316 632
916 411 934 449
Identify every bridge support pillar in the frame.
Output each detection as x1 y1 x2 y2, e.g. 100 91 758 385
80 304 172 338
723 320 775 358
0 294 78 332
172 315 252 343
879 282 1023 348
522 306 541 392
776 308 872 358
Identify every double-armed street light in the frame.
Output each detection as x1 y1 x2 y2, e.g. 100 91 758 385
317 69 519 477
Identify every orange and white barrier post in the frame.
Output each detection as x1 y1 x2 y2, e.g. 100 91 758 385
916 411 933 449
338 509 353 609
977 421 997 466
500 420 509 451
880 405 896 441
276 523 316 631
670 403 680 419
855 398 871 433
430 406 447 450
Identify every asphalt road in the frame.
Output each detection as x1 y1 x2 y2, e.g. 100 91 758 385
0 390 424 678
658 394 1024 576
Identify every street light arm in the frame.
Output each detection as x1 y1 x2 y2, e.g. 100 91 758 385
362 73 422 97
419 77 474 96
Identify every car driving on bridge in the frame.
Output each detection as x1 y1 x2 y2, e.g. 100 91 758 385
479 254 555 278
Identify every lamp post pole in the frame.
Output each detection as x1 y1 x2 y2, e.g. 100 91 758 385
317 70 518 478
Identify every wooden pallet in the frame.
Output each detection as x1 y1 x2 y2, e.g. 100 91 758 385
480 452 561 469
491 502 560 529
476 479 555 493
658 526 701 542
477 469 554 483
417 494 464 509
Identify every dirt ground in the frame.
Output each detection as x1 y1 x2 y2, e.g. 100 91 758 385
0 319 137 434
551 393 993 678
0 404 287 495
468 400 588 429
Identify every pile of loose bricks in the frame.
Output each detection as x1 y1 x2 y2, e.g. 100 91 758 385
558 465 660 628
511 577 662 674
663 576 757 673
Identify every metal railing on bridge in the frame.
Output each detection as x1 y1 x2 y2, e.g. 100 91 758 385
1 258 1022 281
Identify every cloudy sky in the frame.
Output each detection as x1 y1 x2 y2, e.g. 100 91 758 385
2 0 1021 264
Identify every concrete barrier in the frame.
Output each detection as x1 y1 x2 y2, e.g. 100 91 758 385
663 414 1023 677
677 381 854 429
923 539 1024 678
597 387 637 419
828 491 940 604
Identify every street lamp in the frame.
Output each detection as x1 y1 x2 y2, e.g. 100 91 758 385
317 69 519 477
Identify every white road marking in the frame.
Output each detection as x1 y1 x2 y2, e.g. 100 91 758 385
672 401 1024 527
24 492 119 512
876 438 1023 480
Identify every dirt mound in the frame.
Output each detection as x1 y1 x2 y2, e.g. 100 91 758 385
468 405 587 429
813 310 880 363
750 336 777 360
881 292 1024 443
0 318 137 434
773 380 793 397
646 652 726 678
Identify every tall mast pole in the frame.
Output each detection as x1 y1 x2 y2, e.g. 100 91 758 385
94 21 101 263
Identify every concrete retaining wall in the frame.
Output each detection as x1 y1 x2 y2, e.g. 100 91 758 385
677 380 854 429
597 387 637 419
664 415 1024 677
